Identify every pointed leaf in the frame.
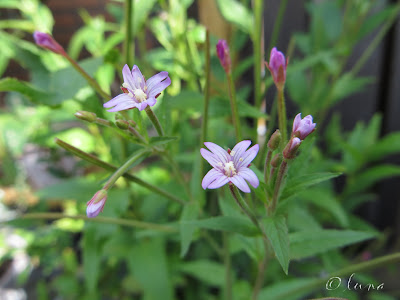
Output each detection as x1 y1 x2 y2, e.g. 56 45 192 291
148 136 178 146
179 260 225 286
216 0 253 33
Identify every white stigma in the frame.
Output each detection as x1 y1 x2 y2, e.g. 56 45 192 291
223 161 237 177
133 89 147 102
230 150 236 156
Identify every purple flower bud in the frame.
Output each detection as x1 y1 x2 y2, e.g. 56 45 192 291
283 137 301 160
33 31 66 55
292 113 316 140
266 47 287 90
216 39 231 74
87 190 107 218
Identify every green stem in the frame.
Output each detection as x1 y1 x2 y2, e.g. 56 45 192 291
252 254 268 300
128 125 148 144
223 233 233 300
268 0 289 51
277 88 287 145
200 30 211 178
64 54 110 102
145 106 164 136
263 149 272 185
273 252 400 300
227 72 242 141
124 0 134 66
253 0 263 110
270 160 287 214
55 138 185 204
15 213 177 232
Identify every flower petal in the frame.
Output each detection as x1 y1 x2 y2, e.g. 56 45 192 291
230 175 251 193
146 97 157 107
204 142 230 163
207 175 229 189
238 168 259 188
107 100 137 112
131 65 146 89
122 64 136 90
103 93 131 108
137 101 148 111
231 140 251 166
292 113 301 132
146 71 169 91
237 144 259 169
148 76 171 98
202 168 222 189
200 148 222 169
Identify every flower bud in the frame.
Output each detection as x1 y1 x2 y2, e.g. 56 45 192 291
128 120 137 127
33 31 66 55
75 111 97 123
86 190 107 218
216 39 231 74
270 153 281 168
265 47 287 90
283 137 301 160
292 113 316 140
267 130 281 150
115 119 129 130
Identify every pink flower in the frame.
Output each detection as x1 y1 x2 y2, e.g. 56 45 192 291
104 64 171 112
33 31 66 55
265 47 287 90
86 190 107 218
201 140 259 193
216 39 231 74
292 113 316 140
283 137 301 160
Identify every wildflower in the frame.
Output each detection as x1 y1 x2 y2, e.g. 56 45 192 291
292 113 316 140
33 31 66 55
265 47 287 90
104 64 171 112
87 190 108 218
216 39 231 74
283 137 301 160
201 140 259 193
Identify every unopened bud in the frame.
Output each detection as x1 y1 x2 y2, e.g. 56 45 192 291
128 120 137 127
115 113 124 120
216 39 231 74
265 47 287 91
283 137 301 160
33 31 66 55
87 189 107 218
115 119 129 130
292 113 316 140
267 130 281 150
270 153 281 168
75 111 97 123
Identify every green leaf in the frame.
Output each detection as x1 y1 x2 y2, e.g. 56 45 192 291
280 172 341 203
179 260 225 286
216 0 253 34
258 278 316 300
148 136 178 146
183 216 258 236
290 230 377 260
0 77 53 104
344 165 400 196
166 90 203 112
331 73 374 104
82 227 101 295
263 215 290 274
287 204 321 231
133 0 158 35
365 132 400 162
180 201 199 257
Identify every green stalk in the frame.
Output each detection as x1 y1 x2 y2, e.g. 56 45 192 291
227 72 242 141
277 88 287 145
200 30 211 178
270 160 287 214
268 0 289 50
124 0 134 66
145 106 165 136
252 254 268 300
253 0 263 109
15 213 177 232
223 233 233 300
55 138 185 204
263 149 272 185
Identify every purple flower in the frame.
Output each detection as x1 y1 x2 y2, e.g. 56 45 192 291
283 137 301 160
265 47 287 90
200 140 259 193
33 31 66 55
104 64 171 112
292 113 316 140
86 190 107 218
216 39 231 74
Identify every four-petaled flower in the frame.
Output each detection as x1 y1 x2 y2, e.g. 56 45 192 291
87 190 108 218
201 140 259 193
104 64 171 112
292 113 316 140
265 47 288 90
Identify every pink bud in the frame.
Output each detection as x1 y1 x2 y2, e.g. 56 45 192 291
33 31 66 55
283 137 301 160
86 190 107 218
292 113 316 140
216 39 231 74
266 47 287 90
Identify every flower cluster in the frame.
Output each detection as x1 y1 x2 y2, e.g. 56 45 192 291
104 64 171 112
201 141 259 193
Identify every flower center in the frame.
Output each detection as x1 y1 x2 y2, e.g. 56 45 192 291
223 161 237 177
133 89 147 102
